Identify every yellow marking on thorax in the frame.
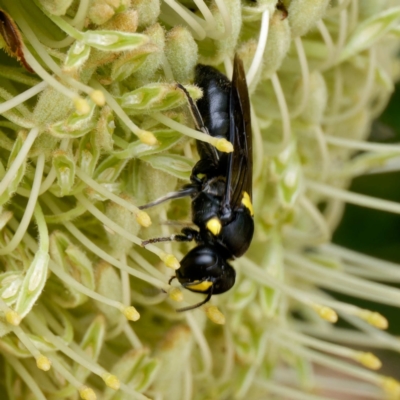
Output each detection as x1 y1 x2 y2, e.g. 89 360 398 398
242 191 254 216
206 217 222 236
187 281 213 292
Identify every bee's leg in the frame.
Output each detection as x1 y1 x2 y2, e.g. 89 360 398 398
190 158 219 183
141 227 201 247
169 276 177 285
139 185 198 210
176 287 214 312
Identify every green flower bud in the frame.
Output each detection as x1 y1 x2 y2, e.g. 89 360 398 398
64 41 91 71
78 131 101 177
95 261 124 326
119 83 202 112
52 150 76 196
105 197 140 255
137 162 177 205
49 98 97 138
96 105 115 152
101 9 139 33
87 0 130 25
288 0 330 37
33 86 74 125
140 153 194 180
0 272 23 306
81 29 150 52
273 140 302 210
127 23 165 86
165 26 198 83
15 249 49 319
262 12 291 79
111 43 158 82
131 0 160 28
94 154 128 183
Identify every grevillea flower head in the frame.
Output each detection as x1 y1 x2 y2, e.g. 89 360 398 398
0 0 400 399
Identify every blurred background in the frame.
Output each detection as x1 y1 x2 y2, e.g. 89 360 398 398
333 82 400 380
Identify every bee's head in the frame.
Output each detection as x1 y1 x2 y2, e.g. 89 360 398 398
176 244 235 296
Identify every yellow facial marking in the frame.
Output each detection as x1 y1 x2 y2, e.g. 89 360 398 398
242 191 254 216
187 281 213 292
206 217 222 236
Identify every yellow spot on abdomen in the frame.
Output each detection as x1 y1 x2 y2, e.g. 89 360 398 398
206 217 222 236
242 191 254 216
187 280 213 292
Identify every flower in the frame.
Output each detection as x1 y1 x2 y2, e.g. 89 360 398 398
0 0 400 399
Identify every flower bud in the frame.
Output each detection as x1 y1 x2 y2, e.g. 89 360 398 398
132 0 160 28
52 150 76 196
105 198 140 255
165 27 198 83
101 9 139 33
262 12 291 79
111 43 158 82
64 41 91 71
49 99 97 138
288 0 330 37
95 261 124 326
119 83 201 113
128 23 165 86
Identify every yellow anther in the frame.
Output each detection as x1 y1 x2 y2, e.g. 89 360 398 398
169 287 183 302
381 377 400 396
79 387 97 400
359 310 388 330
242 191 254 216
6 310 21 326
90 90 105 106
138 130 158 146
103 373 120 390
215 138 233 153
312 304 338 323
36 355 51 371
206 217 222 236
187 280 213 292
160 253 180 270
205 306 225 325
73 97 90 115
354 352 381 370
136 210 151 227
122 306 140 321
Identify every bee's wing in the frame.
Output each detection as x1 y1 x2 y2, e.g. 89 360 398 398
223 55 253 212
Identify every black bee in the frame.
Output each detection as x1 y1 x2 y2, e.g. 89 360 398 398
141 56 253 312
